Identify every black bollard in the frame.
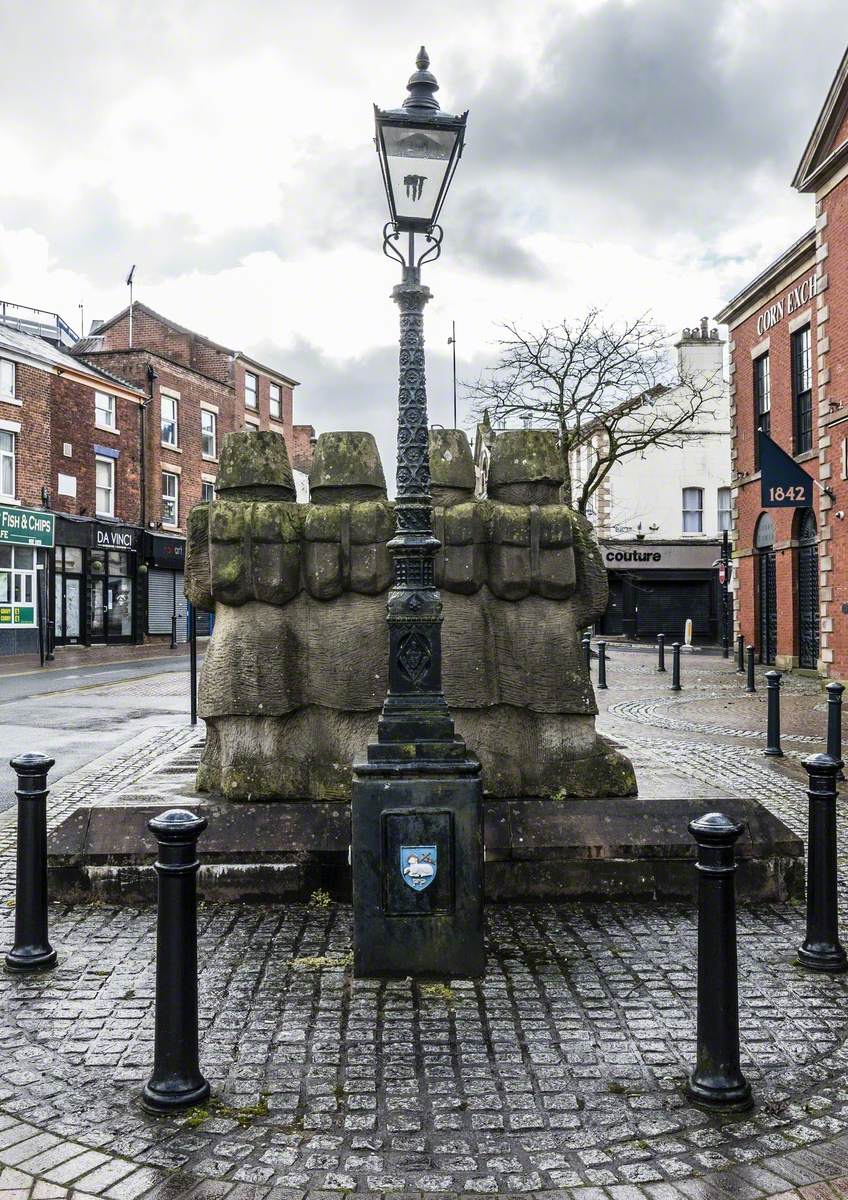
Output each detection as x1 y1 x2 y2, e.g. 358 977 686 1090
657 633 666 673
597 641 607 690
764 670 783 758
798 754 847 973
670 642 681 691
189 603 198 728
5 755 57 972
826 681 844 763
745 645 756 693
142 809 211 1113
686 812 753 1112
736 634 745 674
582 633 591 673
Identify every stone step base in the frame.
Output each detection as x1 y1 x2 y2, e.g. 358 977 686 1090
46 795 804 904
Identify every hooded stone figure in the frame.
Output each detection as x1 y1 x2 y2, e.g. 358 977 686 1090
187 426 635 802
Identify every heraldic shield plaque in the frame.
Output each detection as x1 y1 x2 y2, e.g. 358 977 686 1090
350 772 484 978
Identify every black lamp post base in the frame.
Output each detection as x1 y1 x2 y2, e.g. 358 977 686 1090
797 942 848 973
141 1077 210 1114
685 1074 753 1113
5 946 57 973
764 747 784 758
351 759 484 979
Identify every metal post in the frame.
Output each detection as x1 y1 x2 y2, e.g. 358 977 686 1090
170 613 177 650
736 634 745 673
657 633 666 673
189 603 198 727
597 641 607 690
5 755 57 972
142 809 211 1112
798 754 847 973
686 812 753 1112
671 642 681 691
721 529 730 659
745 645 756 693
826 681 844 763
764 670 783 757
582 634 591 674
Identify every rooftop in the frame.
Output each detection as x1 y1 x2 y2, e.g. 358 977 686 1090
0 322 143 395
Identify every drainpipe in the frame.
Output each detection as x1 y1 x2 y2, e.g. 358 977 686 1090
143 363 157 527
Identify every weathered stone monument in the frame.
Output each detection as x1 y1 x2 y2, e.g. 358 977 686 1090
185 426 637 805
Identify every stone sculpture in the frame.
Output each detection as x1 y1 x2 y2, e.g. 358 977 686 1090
186 427 636 802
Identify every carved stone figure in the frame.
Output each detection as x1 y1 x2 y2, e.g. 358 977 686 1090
186 427 636 801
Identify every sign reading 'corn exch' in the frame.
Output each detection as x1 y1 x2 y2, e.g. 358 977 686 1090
0 504 55 548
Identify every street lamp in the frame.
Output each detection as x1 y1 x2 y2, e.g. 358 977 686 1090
350 48 483 980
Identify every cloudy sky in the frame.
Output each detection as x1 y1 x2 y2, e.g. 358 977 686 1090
1 0 846 481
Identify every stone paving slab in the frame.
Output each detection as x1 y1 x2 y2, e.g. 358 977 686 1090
0 651 846 1196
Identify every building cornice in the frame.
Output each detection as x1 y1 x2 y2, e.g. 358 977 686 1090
715 229 817 327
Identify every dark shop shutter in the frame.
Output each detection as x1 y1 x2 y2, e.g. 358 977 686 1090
147 569 188 642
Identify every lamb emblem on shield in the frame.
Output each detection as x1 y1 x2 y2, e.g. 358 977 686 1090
400 846 437 890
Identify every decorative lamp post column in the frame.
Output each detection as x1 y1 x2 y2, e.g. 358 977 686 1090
350 49 483 980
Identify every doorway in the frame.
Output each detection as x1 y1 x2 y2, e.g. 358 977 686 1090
797 508 819 669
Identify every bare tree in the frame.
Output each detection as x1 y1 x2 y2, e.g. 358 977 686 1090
465 309 722 513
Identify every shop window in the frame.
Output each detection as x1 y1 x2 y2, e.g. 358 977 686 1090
161 394 178 446
0 431 14 498
201 409 217 459
95 456 115 517
201 480 215 503
717 487 731 532
753 352 770 467
162 471 179 527
792 325 813 453
0 545 36 626
682 487 703 533
95 391 116 429
245 372 258 409
270 383 282 421
0 359 14 400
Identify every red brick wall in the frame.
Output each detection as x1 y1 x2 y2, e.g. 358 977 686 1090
0 361 52 509
290 423 316 473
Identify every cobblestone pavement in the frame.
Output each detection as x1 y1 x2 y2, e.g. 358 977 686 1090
0 657 848 1198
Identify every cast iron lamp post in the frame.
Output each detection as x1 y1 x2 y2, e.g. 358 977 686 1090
350 49 483 979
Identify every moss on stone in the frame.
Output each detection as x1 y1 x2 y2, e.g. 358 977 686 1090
488 429 563 489
428 428 475 490
217 430 295 499
309 432 386 494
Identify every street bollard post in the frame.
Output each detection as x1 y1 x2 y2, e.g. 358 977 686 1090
826 681 844 775
764 670 783 758
671 642 681 691
686 812 753 1112
745 645 756 693
597 641 607 690
142 809 211 1113
582 633 591 674
657 633 666 673
736 634 745 673
189 603 198 727
798 754 847 973
5 754 57 972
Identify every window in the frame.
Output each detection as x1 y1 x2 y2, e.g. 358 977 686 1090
201 409 217 458
0 431 14 498
245 372 258 409
682 487 703 533
717 487 731 533
792 325 813 453
753 352 770 467
0 546 36 625
0 359 14 399
95 456 115 516
201 480 215 503
269 383 281 421
162 471 179 526
94 391 116 429
161 394 178 445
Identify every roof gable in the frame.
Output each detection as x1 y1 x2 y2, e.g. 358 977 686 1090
793 46 848 192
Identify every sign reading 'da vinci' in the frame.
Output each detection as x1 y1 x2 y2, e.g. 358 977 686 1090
758 431 816 507
756 271 822 336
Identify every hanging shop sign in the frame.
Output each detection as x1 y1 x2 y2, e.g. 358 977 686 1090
759 432 816 507
0 505 55 548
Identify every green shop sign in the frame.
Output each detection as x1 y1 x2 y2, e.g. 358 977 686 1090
0 606 35 626
0 505 55 548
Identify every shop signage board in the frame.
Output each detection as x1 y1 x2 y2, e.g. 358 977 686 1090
0 505 55 548
95 524 139 550
759 432 815 507
0 605 35 625
600 541 721 571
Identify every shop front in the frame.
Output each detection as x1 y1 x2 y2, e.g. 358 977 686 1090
599 538 724 642
53 516 142 647
143 532 190 643
0 503 55 657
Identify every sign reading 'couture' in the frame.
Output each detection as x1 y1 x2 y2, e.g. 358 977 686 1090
756 271 822 337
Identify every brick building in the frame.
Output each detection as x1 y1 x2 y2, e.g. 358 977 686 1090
717 47 848 679
0 300 312 655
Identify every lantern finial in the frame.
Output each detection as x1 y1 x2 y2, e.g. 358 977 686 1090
404 46 440 113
